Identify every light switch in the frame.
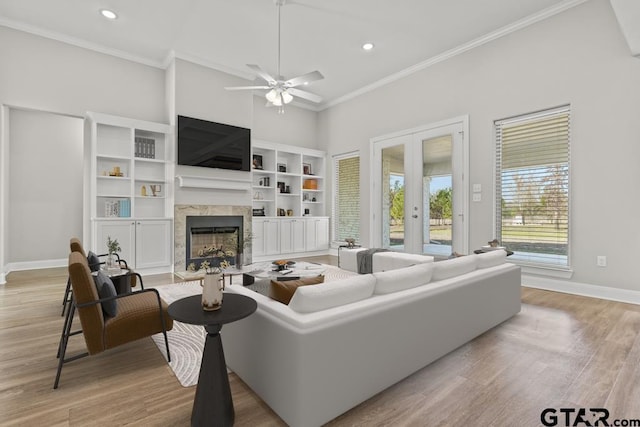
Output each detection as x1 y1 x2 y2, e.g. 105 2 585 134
473 183 482 193
472 193 482 202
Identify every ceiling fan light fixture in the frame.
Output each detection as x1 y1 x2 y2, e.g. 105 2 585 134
282 91 293 104
266 88 279 103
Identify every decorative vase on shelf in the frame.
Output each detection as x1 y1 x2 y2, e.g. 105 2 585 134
202 271 223 311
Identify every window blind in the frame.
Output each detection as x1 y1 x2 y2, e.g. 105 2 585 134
495 106 570 267
332 152 360 244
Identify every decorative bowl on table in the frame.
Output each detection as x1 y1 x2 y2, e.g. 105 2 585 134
272 260 295 271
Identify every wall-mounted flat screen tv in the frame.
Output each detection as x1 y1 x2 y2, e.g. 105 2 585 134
177 115 251 171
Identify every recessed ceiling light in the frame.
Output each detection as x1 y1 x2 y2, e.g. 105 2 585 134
100 9 118 20
362 42 374 51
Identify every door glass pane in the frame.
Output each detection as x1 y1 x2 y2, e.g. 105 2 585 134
422 135 453 257
382 145 405 251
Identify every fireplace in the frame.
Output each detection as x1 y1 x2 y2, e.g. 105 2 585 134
186 215 243 270
174 204 252 273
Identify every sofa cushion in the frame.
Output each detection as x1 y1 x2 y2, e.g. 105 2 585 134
94 270 118 317
269 275 325 305
476 250 507 269
372 252 434 272
289 274 375 313
373 263 434 294
432 255 477 281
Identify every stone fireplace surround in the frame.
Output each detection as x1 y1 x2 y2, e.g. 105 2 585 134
174 204 252 273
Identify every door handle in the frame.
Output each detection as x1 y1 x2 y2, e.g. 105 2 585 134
412 214 418 219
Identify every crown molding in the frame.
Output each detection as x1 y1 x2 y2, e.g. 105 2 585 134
320 0 590 111
0 18 164 69
163 50 256 80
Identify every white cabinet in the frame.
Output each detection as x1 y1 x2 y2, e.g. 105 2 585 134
280 218 306 254
252 218 280 257
135 220 172 269
94 219 172 270
305 217 330 252
94 220 135 264
252 217 329 261
86 112 173 273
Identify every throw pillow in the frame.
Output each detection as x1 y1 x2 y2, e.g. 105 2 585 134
269 275 325 305
94 270 118 317
87 251 101 272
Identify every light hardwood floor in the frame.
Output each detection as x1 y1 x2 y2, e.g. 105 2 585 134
1 257 640 426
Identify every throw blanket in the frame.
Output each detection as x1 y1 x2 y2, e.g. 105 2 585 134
356 248 389 274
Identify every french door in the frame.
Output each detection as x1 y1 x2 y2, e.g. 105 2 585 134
371 117 468 256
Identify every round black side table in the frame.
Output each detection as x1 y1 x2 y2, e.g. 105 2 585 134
168 293 257 427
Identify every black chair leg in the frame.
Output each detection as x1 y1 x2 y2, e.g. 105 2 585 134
61 277 72 317
54 303 75 389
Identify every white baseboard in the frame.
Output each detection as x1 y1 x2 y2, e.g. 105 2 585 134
0 272 5 285
6 258 66 274
522 273 640 306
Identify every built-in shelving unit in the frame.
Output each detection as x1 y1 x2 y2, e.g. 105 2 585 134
251 140 329 261
251 140 326 217
85 112 173 273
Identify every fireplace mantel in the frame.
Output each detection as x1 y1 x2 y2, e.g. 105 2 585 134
175 175 251 191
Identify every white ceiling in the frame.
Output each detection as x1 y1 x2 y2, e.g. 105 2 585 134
0 0 613 110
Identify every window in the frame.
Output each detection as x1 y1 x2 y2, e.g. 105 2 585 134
495 106 570 267
332 152 360 244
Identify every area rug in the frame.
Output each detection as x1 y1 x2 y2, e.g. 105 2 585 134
151 264 357 387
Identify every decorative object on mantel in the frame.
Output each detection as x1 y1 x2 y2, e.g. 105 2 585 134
223 0 324 113
141 185 147 196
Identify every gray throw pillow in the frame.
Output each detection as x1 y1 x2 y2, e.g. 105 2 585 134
94 270 118 317
87 251 101 272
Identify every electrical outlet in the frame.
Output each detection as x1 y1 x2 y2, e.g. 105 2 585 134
473 183 482 193
472 193 482 202
597 256 607 267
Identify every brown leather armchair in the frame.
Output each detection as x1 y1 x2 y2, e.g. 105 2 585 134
61 237 134 316
54 251 173 389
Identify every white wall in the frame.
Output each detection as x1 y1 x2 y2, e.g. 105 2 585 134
318 0 640 291
252 98 318 148
0 26 166 122
8 109 83 264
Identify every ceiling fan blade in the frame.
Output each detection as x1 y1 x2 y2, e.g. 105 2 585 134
247 64 277 84
288 87 323 103
224 86 271 91
285 70 324 88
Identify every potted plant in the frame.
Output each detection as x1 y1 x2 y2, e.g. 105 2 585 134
106 236 121 269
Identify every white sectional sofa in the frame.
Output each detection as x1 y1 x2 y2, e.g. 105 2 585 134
222 250 521 427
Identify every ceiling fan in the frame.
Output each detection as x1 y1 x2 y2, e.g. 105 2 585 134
224 0 324 113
